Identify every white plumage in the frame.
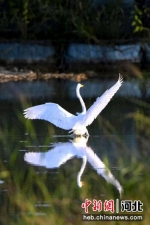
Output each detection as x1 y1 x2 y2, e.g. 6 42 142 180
24 136 123 194
24 75 123 136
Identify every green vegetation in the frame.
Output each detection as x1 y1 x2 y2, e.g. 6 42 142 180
0 97 150 224
131 4 150 36
0 0 149 42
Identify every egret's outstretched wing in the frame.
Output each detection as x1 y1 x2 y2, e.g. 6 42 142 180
85 146 123 194
24 142 76 168
24 103 77 130
79 75 123 127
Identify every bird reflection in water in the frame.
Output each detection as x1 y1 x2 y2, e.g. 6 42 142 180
24 136 123 196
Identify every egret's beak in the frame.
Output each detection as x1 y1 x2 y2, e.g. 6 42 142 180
80 84 84 88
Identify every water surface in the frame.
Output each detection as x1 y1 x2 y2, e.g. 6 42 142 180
0 78 149 224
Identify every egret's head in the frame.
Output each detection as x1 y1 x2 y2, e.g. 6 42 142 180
79 83 84 88
77 83 84 89
77 179 85 188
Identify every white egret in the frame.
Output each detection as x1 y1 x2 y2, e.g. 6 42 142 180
24 75 123 136
24 136 123 195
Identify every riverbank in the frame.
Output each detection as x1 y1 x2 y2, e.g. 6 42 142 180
0 66 89 83
0 40 150 83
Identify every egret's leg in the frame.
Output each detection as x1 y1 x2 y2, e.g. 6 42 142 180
84 131 89 137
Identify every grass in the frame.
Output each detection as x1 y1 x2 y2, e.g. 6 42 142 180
0 97 150 225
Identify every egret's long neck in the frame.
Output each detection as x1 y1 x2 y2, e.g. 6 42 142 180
77 156 87 187
76 87 86 114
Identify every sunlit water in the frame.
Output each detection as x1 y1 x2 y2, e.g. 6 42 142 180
0 79 150 224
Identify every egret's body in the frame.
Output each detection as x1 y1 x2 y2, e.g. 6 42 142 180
24 75 123 136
